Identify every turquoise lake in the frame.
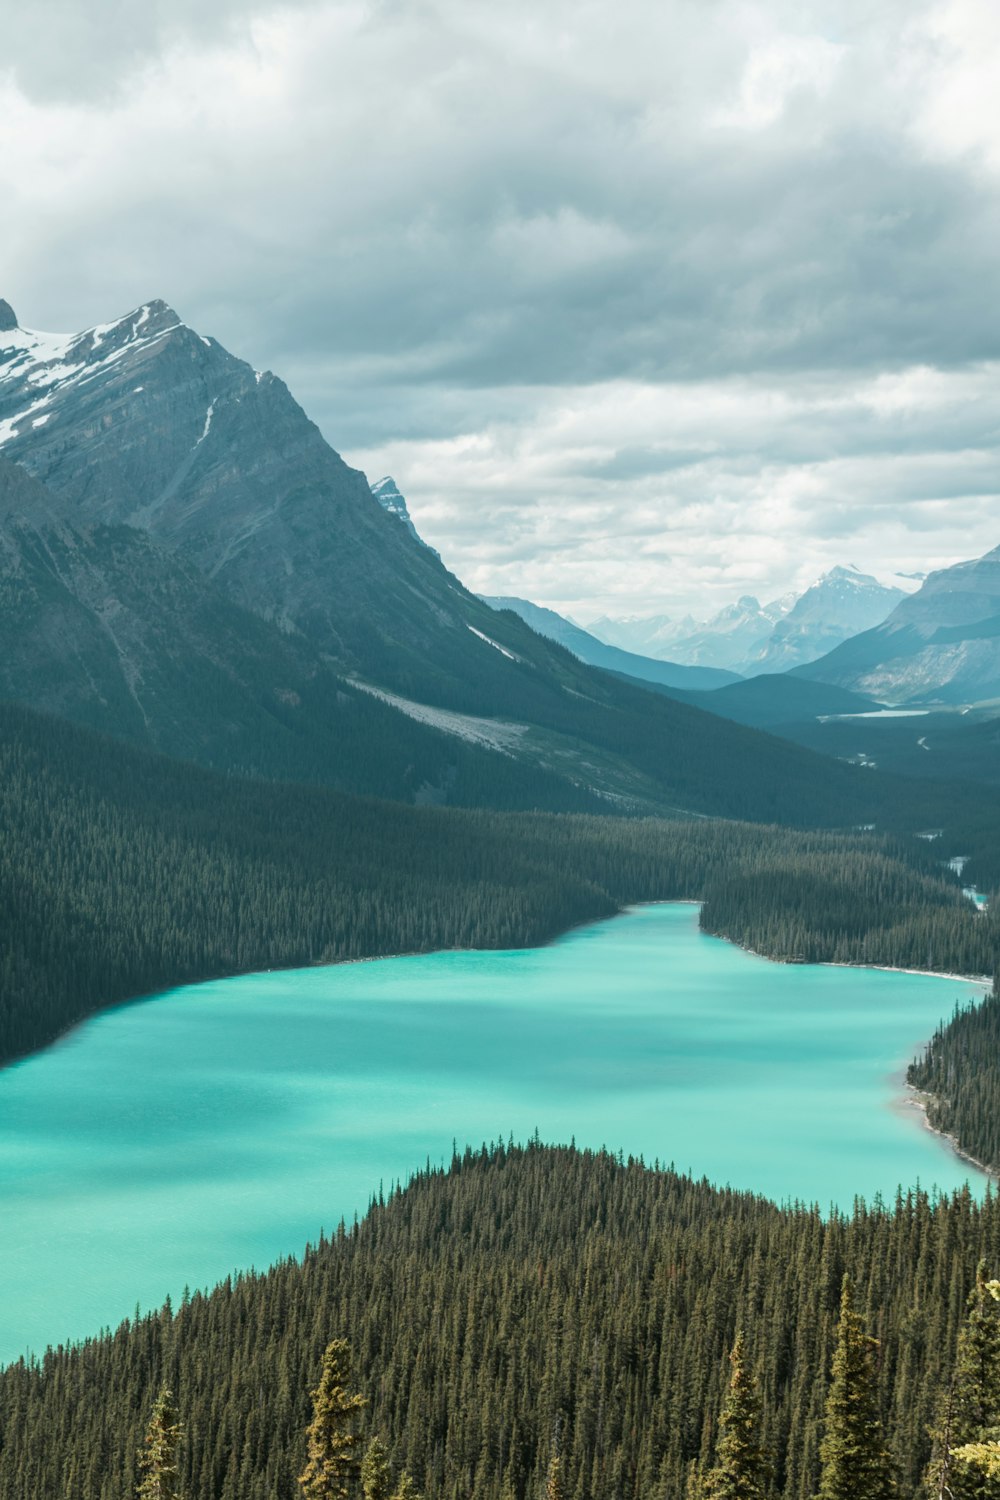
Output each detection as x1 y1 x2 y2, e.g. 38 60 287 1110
0 903 988 1365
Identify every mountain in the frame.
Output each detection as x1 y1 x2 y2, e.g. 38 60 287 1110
744 566 905 674
0 296 974 829
798 546 1000 703
371 475 440 557
481 595 741 690
0 456 612 810
587 569 903 676
659 595 788 672
586 611 693 656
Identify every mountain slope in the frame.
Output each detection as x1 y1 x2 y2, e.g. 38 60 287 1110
746 565 904 673
638 672 884 729
0 296 988 830
0 457 610 811
481 595 741 689
0 300 582 709
656 594 787 672
798 546 1000 703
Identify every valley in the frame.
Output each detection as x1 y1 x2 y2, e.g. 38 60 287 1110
2 295 1000 1500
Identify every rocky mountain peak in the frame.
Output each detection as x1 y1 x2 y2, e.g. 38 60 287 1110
371 476 439 557
0 301 17 333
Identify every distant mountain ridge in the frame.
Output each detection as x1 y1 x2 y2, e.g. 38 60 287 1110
481 595 741 691
0 295 957 829
797 545 1000 703
589 566 906 675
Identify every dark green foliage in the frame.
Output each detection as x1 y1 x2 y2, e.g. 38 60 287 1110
1 701 997 1069
908 984 1000 1171
544 1456 565 1500
0 1144 998 1500
361 1439 393 1500
137 1387 183 1500
706 1335 770 1500
1 702 997 1070
699 850 998 973
299 1340 366 1500
925 1265 1000 1500
816 1277 893 1500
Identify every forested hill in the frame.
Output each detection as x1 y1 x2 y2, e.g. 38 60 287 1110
1 1142 998 1500
909 985 1000 1170
1 701 996 1069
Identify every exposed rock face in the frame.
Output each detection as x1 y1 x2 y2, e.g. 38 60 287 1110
0 302 513 700
371 476 441 558
0 299 907 825
746 567 904 674
800 548 1000 703
0 301 17 333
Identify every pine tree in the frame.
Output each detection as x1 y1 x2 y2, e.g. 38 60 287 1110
705 1334 769 1500
816 1276 894 1500
361 1437 393 1500
546 1454 566 1500
136 1386 183 1500
299 1339 367 1500
928 1267 1000 1500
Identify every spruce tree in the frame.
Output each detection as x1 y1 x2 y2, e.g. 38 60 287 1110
546 1454 566 1500
299 1339 367 1500
136 1386 183 1500
927 1267 1000 1500
361 1437 393 1500
816 1276 894 1500
390 1475 421 1500
705 1333 769 1500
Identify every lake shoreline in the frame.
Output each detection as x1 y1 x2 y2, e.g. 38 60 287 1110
898 1084 997 1181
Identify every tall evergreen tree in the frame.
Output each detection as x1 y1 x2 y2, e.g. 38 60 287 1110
136 1387 182 1500
927 1267 1000 1500
361 1438 393 1500
816 1276 894 1500
299 1340 367 1500
705 1333 769 1500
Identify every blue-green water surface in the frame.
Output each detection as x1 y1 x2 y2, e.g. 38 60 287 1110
0 904 987 1363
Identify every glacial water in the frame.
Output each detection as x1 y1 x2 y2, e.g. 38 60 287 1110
0 903 988 1365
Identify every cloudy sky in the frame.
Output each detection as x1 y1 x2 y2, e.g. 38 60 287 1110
3 0 1000 621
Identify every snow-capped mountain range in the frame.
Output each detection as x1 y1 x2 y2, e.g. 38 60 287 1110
588 566 910 676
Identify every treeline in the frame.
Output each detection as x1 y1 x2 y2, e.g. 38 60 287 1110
3 1142 1000 1500
701 848 999 972
2 702 997 1069
909 983 1000 1170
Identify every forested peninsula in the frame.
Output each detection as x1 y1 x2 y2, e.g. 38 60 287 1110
3 1143 1000 1500
2 701 996 1072
909 985 1000 1171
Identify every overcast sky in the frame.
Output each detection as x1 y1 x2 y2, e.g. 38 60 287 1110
3 0 1000 620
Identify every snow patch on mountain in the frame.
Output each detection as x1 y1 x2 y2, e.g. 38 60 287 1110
370 476 440 558
467 625 522 661
0 301 184 451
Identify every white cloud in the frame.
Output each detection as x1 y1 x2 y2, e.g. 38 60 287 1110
2 0 999 618
349 363 1000 616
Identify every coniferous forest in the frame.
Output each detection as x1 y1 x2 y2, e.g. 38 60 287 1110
909 984 1000 1172
3 1143 1000 1500
1 700 996 1072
